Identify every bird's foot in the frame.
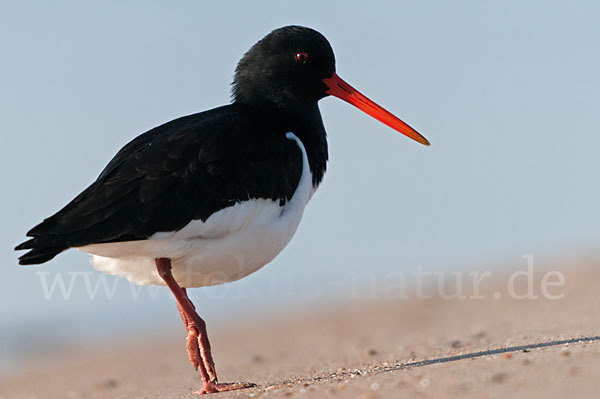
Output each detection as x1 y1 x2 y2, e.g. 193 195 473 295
156 261 254 395
194 381 257 395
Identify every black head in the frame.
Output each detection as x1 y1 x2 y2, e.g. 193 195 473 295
232 26 336 109
232 25 430 146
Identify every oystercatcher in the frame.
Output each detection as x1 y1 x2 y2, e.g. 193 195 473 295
15 25 429 394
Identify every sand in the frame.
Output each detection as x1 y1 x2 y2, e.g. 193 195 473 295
2 261 599 399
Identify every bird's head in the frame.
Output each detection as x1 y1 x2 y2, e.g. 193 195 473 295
232 26 335 107
232 25 429 146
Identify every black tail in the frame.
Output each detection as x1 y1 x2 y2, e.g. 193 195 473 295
15 238 67 265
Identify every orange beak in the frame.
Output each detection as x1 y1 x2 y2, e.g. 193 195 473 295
322 73 430 146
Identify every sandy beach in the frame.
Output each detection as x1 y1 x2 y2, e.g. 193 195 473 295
2 260 599 399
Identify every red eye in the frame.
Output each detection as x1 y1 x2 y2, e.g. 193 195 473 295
295 51 310 64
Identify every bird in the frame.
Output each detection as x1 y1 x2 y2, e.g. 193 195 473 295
15 25 429 394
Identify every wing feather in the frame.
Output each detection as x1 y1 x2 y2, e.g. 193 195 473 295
16 104 303 265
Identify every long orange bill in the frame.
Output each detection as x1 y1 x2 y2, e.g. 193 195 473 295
322 72 430 146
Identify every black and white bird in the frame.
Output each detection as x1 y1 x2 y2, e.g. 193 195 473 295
15 26 429 394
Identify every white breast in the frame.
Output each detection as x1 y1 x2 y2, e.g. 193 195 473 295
80 132 315 287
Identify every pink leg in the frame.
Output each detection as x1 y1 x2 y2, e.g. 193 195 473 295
176 290 202 371
156 258 256 394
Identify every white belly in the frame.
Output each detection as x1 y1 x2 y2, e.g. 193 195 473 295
79 133 316 287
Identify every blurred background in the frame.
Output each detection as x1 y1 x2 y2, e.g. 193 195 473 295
1 0 599 374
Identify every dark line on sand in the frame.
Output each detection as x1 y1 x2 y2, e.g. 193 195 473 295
395 335 600 370
265 335 600 389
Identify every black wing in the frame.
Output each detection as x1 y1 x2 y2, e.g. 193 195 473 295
16 104 303 265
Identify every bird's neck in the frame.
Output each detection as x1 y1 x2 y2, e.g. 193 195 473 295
284 103 328 188
243 100 329 188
